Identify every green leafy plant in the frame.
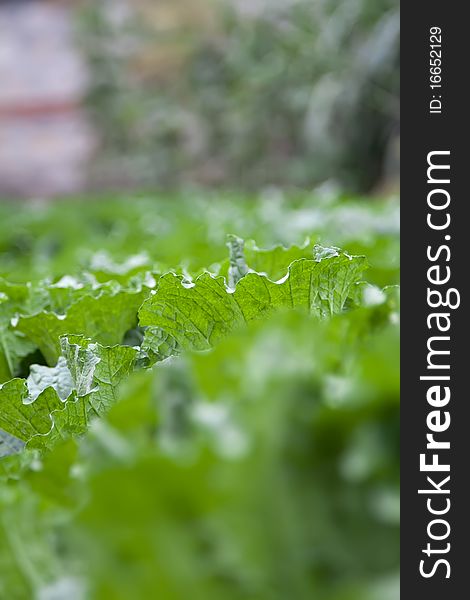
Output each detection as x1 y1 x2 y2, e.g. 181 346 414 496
0 194 399 599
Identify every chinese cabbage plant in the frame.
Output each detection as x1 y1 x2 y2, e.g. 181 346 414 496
0 195 399 600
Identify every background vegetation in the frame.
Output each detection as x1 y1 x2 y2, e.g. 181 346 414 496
0 194 399 599
79 0 399 192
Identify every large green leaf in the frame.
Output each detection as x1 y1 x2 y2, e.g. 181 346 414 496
25 335 138 449
0 292 38 382
16 288 147 365
0 337 137 450
0 381 63 443
0 325 37 383
222 236 314 284
139 326 181 365
139 247 367 351
0 376 87 451
61 336 138 414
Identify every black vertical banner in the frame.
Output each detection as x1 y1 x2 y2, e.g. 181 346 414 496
401 3 468 598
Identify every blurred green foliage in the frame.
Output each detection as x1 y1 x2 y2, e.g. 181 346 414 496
0 191 398 284
0 193 399 599
78 0 399 192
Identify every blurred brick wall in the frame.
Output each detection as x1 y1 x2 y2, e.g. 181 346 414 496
0 0 94 198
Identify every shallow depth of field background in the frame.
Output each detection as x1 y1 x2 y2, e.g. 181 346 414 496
0 0 398 198
0 1 399 599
